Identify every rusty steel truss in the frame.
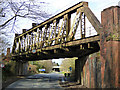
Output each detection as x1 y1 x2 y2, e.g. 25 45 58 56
12 2 102 61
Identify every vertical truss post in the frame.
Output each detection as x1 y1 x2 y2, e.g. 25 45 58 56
21 37 24 53
66 13 71 38
34 31 37 49
40 27 45 48
38 28 42 48
16 40 19 53
31 31 34 50
37 29 40 48
61 14 68 43
12 37 15 53
53 20 57 44
48 23 53 45
22 29 26 52
22 36 25 52
24 36 26 52
28 34 30 51
18 37 21 53
36 28 40 49
12 34 18 54
14 40 17 53
44 24 48 46
29 35 32 51
55 20 60 44
26 34 28 51
80 12 86 38
32 31 35 49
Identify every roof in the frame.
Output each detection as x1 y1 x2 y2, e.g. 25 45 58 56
52 66 61 68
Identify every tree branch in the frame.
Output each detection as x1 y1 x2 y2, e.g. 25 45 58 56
0 16 16 28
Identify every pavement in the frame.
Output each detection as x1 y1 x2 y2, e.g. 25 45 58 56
5 72 64 90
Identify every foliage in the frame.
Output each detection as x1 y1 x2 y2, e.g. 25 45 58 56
29 60 53 73
2 60 16 81
60 57 77 76
0 32 12 55
2 64 13 75
42 60 53 73
28 64 38 74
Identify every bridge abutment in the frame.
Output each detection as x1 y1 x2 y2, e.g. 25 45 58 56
75 56 88 84
15 61 28 76
75 6 120 88
100 6 120 88
75 52 101 88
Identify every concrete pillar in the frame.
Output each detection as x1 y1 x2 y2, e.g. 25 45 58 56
100 6 120 88
15 61 28 76
75 56 88 84
75 59 81 83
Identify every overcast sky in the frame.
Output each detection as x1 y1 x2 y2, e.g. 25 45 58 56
31 0 119 20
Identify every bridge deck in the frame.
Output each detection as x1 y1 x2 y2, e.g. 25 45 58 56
12 35 100 61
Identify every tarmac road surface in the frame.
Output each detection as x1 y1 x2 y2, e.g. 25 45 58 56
5 72 64 90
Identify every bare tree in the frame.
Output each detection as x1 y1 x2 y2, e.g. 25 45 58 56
0 0 52 33
0 35 11 54
0 0 52 54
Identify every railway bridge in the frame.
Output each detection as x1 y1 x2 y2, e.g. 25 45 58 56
11 2 120 88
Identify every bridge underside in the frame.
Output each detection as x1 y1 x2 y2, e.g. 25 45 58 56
12 35 100 61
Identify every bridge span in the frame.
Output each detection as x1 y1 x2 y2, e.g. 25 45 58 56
11 2 101 61
10 1 120 88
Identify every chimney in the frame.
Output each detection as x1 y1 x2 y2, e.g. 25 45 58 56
2 53 5 57
7 48 10 56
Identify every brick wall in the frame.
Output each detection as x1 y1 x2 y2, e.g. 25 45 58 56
75 6 120 88
82 52 101 88
100 6 120 88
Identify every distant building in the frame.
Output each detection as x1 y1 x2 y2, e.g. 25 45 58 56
0 48 11 62
0 48 11 68
52 66 61 72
